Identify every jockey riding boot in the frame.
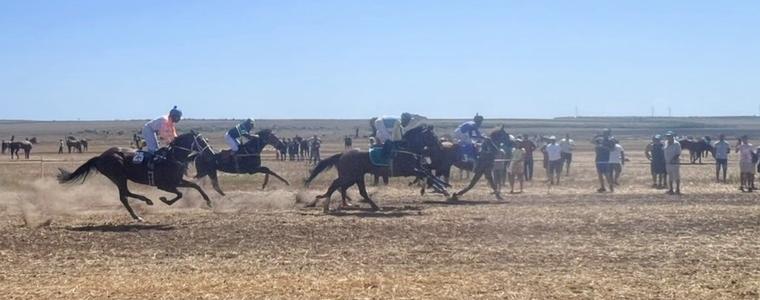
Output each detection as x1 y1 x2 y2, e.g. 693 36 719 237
231 151 240 172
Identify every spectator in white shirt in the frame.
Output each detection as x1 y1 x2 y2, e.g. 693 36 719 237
559 134 575 176
608 141 625 185
712 134 730 183
544 136 563 185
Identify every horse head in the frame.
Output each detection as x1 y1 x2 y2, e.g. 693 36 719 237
169 132 210 161
490 126 511 147
256 129 281 148
403 125 440 153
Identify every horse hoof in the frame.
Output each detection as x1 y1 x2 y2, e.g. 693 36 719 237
135 217 144 223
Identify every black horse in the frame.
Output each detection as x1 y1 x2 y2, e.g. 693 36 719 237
305 125 448 212
57 132 213 221
9 140 33 159
680 137 713 164
195 129 290 196
439 128 511 201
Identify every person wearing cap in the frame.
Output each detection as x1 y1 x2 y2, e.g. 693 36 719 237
454 114 485 163
664 131 682 195
142 106 181 153
645 135 667 188
544 136 562 185
225 118 255 155
559 134 575 176
509 138 525 193
712 134 730 183
595 138 614 192
736 135 755 192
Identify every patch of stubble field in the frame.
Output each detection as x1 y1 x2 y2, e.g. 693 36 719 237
1 120 760 299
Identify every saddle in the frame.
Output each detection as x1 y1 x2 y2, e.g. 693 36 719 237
369 146 390 167
133 149 169 186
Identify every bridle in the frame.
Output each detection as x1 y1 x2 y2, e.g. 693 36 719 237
168 133 213 159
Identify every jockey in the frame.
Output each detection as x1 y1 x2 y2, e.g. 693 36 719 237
373 113 427 145
225 118 255 155
142 106 181 153
454 114 485 161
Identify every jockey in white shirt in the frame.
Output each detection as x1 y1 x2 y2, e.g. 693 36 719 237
142 106 181 153
373 113 427 145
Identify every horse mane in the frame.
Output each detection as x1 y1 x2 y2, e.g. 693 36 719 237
257 129 272 137
169 132 196 145
403 125 427 138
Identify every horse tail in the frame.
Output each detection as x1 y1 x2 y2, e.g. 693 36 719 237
305 153 342 187
57 156 99 184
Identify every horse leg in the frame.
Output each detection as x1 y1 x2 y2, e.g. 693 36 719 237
356 177 379 211
178 179 212 207
261 173 270 190
253 167 290 186
339 186 354 207
208 171 226 196
305 178 341 208
483 168 503 200
158 187 183 206
452 170 484 200
109 178 144 221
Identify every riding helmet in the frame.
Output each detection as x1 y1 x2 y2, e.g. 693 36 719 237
169 106 183 122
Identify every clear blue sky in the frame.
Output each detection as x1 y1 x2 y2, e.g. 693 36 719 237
1 1 759 120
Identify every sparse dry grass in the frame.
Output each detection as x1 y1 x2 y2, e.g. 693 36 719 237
1 119 760 299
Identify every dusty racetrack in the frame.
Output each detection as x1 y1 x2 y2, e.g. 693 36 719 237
2 118 760 299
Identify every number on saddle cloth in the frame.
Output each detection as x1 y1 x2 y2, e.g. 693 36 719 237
458 142 478 162
133 151 154 165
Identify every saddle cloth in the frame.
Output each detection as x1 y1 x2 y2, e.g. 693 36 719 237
369 146 390 167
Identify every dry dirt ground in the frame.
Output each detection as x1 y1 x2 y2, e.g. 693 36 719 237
2 118 760 299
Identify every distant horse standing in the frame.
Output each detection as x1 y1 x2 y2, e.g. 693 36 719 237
679 137 713 164
57 132 213 221
66 137 83 153
9 141 32 159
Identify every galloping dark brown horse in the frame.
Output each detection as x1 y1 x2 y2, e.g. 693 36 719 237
9 141 33 159
195 129 289 196
57 132 213 221
304 125 448 212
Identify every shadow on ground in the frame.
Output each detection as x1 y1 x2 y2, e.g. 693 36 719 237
66 224 176 232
